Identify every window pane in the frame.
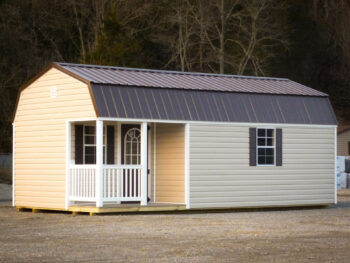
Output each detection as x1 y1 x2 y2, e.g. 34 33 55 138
132 143 138 154
258 138 265 146
266 156 274 165
258 148 265 155
85 155 95 164
258 156 265 165
266 148 274 155
132 156 139 165
85 126 95 135
103 146 106 164
125 142 131 156
85 146 96 155
85 135 95 144
266 138 274 146
258 129 265 137
267 129 273 137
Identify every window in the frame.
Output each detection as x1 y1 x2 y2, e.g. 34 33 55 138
83 125 106 164
124 128 141 165
257 128 275 165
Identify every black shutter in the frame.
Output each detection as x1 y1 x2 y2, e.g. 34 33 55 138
75 125 84 164
276 128 283 166
249 128 257 166
348 141 350 155
107 125 115 164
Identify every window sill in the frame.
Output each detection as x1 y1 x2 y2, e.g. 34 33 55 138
256 164 276 167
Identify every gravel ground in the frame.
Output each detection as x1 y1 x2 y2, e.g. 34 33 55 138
0 188 349 262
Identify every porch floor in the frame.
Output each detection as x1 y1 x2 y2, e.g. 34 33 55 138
68 202 186 214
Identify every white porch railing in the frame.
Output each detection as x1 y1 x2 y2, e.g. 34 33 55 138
103 165 142 202
69 165 142 203
69 165 96 201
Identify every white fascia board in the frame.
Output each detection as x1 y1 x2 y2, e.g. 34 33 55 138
98 117 337 129
66 118 97 122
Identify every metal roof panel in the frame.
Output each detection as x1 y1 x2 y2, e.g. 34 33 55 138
56 62 328 97
91 84 337 125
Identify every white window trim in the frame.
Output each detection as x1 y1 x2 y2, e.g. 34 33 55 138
83 125 107 164
256 127 276 167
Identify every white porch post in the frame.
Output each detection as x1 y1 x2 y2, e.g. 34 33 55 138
185 123 190 209
141 122 148 206
65 121 71 209
116 123 121 204
96 119 104 207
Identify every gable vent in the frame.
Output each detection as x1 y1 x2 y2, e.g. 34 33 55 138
50 86 57 98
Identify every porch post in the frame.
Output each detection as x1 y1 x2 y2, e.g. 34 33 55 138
96 119 104 207
185 123 190 209
116 122 121 204
141 122 148 206
65 121 71 210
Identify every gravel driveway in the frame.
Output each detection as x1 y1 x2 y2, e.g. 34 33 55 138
0 188 349 262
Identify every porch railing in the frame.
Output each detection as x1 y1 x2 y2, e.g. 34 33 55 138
69 165 96 201
69 165 142 203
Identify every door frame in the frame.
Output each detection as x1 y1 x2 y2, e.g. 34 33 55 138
120 124 150 200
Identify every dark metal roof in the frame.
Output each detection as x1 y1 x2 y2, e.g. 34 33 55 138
56 62 327 97
91 84 337 125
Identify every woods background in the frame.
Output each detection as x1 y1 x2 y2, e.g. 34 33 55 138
0 0 349 153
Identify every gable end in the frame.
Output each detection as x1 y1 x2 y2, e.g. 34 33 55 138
12 63 99 122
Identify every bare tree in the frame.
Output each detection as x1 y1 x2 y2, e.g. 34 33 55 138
225 0 288 75
199 0 241 73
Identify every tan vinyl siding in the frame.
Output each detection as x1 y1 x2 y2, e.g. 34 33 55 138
337 130 350 156
14 68 96 209
189 124 335 209
155 124 185 203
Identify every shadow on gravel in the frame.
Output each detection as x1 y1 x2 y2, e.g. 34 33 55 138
329 201 350 209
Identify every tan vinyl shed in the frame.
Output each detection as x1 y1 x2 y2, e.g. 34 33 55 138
12 62 338 214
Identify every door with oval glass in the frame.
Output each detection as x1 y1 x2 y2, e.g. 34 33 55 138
121 124 148 201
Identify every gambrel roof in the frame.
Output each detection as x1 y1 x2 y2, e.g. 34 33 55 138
56 62 326 97
13 62 338 125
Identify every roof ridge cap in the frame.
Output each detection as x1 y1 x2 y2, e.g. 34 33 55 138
54 62 289 81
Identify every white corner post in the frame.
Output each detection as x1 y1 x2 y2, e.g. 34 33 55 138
96 119 104 207
185 123 190 209
65 121 71 209
141 122 148 206
334 126 337 204
153 123 157 202
12 123 15 207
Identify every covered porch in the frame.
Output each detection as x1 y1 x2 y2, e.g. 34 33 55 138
65 119 188 211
